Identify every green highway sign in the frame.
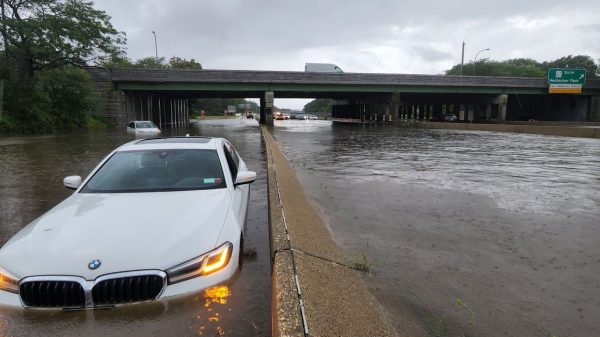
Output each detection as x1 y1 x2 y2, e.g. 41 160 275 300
548 68 586 85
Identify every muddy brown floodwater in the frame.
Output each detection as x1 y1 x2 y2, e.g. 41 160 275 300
0 118 270 337
271 120 600 337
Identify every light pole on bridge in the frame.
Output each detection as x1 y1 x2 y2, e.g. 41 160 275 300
152 31 158 63
460 41 465 75
473 48 490 75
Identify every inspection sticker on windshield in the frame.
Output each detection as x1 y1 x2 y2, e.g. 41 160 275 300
204 178 221 184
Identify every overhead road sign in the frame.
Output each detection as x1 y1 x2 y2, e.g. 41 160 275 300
548 68 586 94
548 68 586 85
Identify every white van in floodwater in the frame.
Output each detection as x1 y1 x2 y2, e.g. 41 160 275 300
305 63 343 73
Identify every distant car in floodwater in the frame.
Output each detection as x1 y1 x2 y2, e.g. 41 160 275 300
0 137 255 309
127 120 161 134
443 113 458 122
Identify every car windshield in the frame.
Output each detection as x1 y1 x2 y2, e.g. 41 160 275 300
135 121 156 128
81 149 226 193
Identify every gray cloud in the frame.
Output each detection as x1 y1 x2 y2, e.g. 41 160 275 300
93 0 600 108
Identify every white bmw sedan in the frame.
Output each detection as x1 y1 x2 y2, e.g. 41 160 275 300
0 137 255 309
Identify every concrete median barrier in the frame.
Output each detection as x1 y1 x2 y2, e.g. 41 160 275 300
263 127 399 337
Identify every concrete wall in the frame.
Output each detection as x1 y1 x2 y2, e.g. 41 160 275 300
87 68 128 126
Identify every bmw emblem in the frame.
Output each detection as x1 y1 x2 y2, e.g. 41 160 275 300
88 259 101 270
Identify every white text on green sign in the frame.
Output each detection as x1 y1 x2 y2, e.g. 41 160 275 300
547 68 586 85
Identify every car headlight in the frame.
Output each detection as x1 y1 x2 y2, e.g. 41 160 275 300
0 267 20 294
166 242 233 284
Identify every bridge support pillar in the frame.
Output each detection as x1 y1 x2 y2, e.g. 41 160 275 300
459 104 465 121
390 93 401 121
468 104 474 122
260 91 274 125
387 93 400 121
591 96 600 122
495 94 508 121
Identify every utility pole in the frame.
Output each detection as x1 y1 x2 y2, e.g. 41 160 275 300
460 41 465 75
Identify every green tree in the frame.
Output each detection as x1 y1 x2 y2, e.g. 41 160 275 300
98 53 135 68
30 66 96 132
303 99 331 113
100 56 203 70
168 57 202 70
0 0 124 77
0 0 124 129
134 56 167 69
445 60 545 77
542 55 598 79
445 55 598 79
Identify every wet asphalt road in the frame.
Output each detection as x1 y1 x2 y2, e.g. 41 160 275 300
270 120 600 337
0 118 270 337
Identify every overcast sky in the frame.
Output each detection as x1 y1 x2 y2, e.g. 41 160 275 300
93 0 600 109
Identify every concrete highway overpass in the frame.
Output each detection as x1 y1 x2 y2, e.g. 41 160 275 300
87 67 600 126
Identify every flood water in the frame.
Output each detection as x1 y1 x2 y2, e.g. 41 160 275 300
270 120 600 337
0 119 270 337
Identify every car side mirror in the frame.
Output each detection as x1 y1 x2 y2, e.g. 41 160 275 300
234 171 256 186
63 175 82 190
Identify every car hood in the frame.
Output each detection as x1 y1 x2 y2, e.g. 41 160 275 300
0 189 231 280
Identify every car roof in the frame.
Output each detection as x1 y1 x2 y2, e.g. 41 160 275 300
117 137 224 151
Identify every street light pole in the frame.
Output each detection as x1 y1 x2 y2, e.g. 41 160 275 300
152 31 158 62
460 41 465 75
473 48 490 75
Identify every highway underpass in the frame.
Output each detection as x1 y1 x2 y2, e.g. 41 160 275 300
87 67 600 127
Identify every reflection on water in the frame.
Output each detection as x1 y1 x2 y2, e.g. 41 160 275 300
273 120 600 215
271 120 600 337
0 118 269 336
189 285 232 336
205 285 231 307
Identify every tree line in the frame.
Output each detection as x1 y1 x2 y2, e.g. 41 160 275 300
445 55 599 78
303 99 332 113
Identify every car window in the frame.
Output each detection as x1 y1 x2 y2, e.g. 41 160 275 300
136 121 156 128
223 144 238 181
229 143 240 169
128 122 135 128
80 149 226 193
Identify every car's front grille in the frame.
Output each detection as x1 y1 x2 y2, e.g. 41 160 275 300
92 275 164 305
19 271 166 309
20 281 85 308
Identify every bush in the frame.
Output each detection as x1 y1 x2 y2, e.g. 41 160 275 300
0 114 17 134
84 115 113 129
1 66 99 134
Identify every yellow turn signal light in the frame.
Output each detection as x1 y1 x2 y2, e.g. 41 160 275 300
0 267 20 294
200 242 232 275
166 242 234 284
